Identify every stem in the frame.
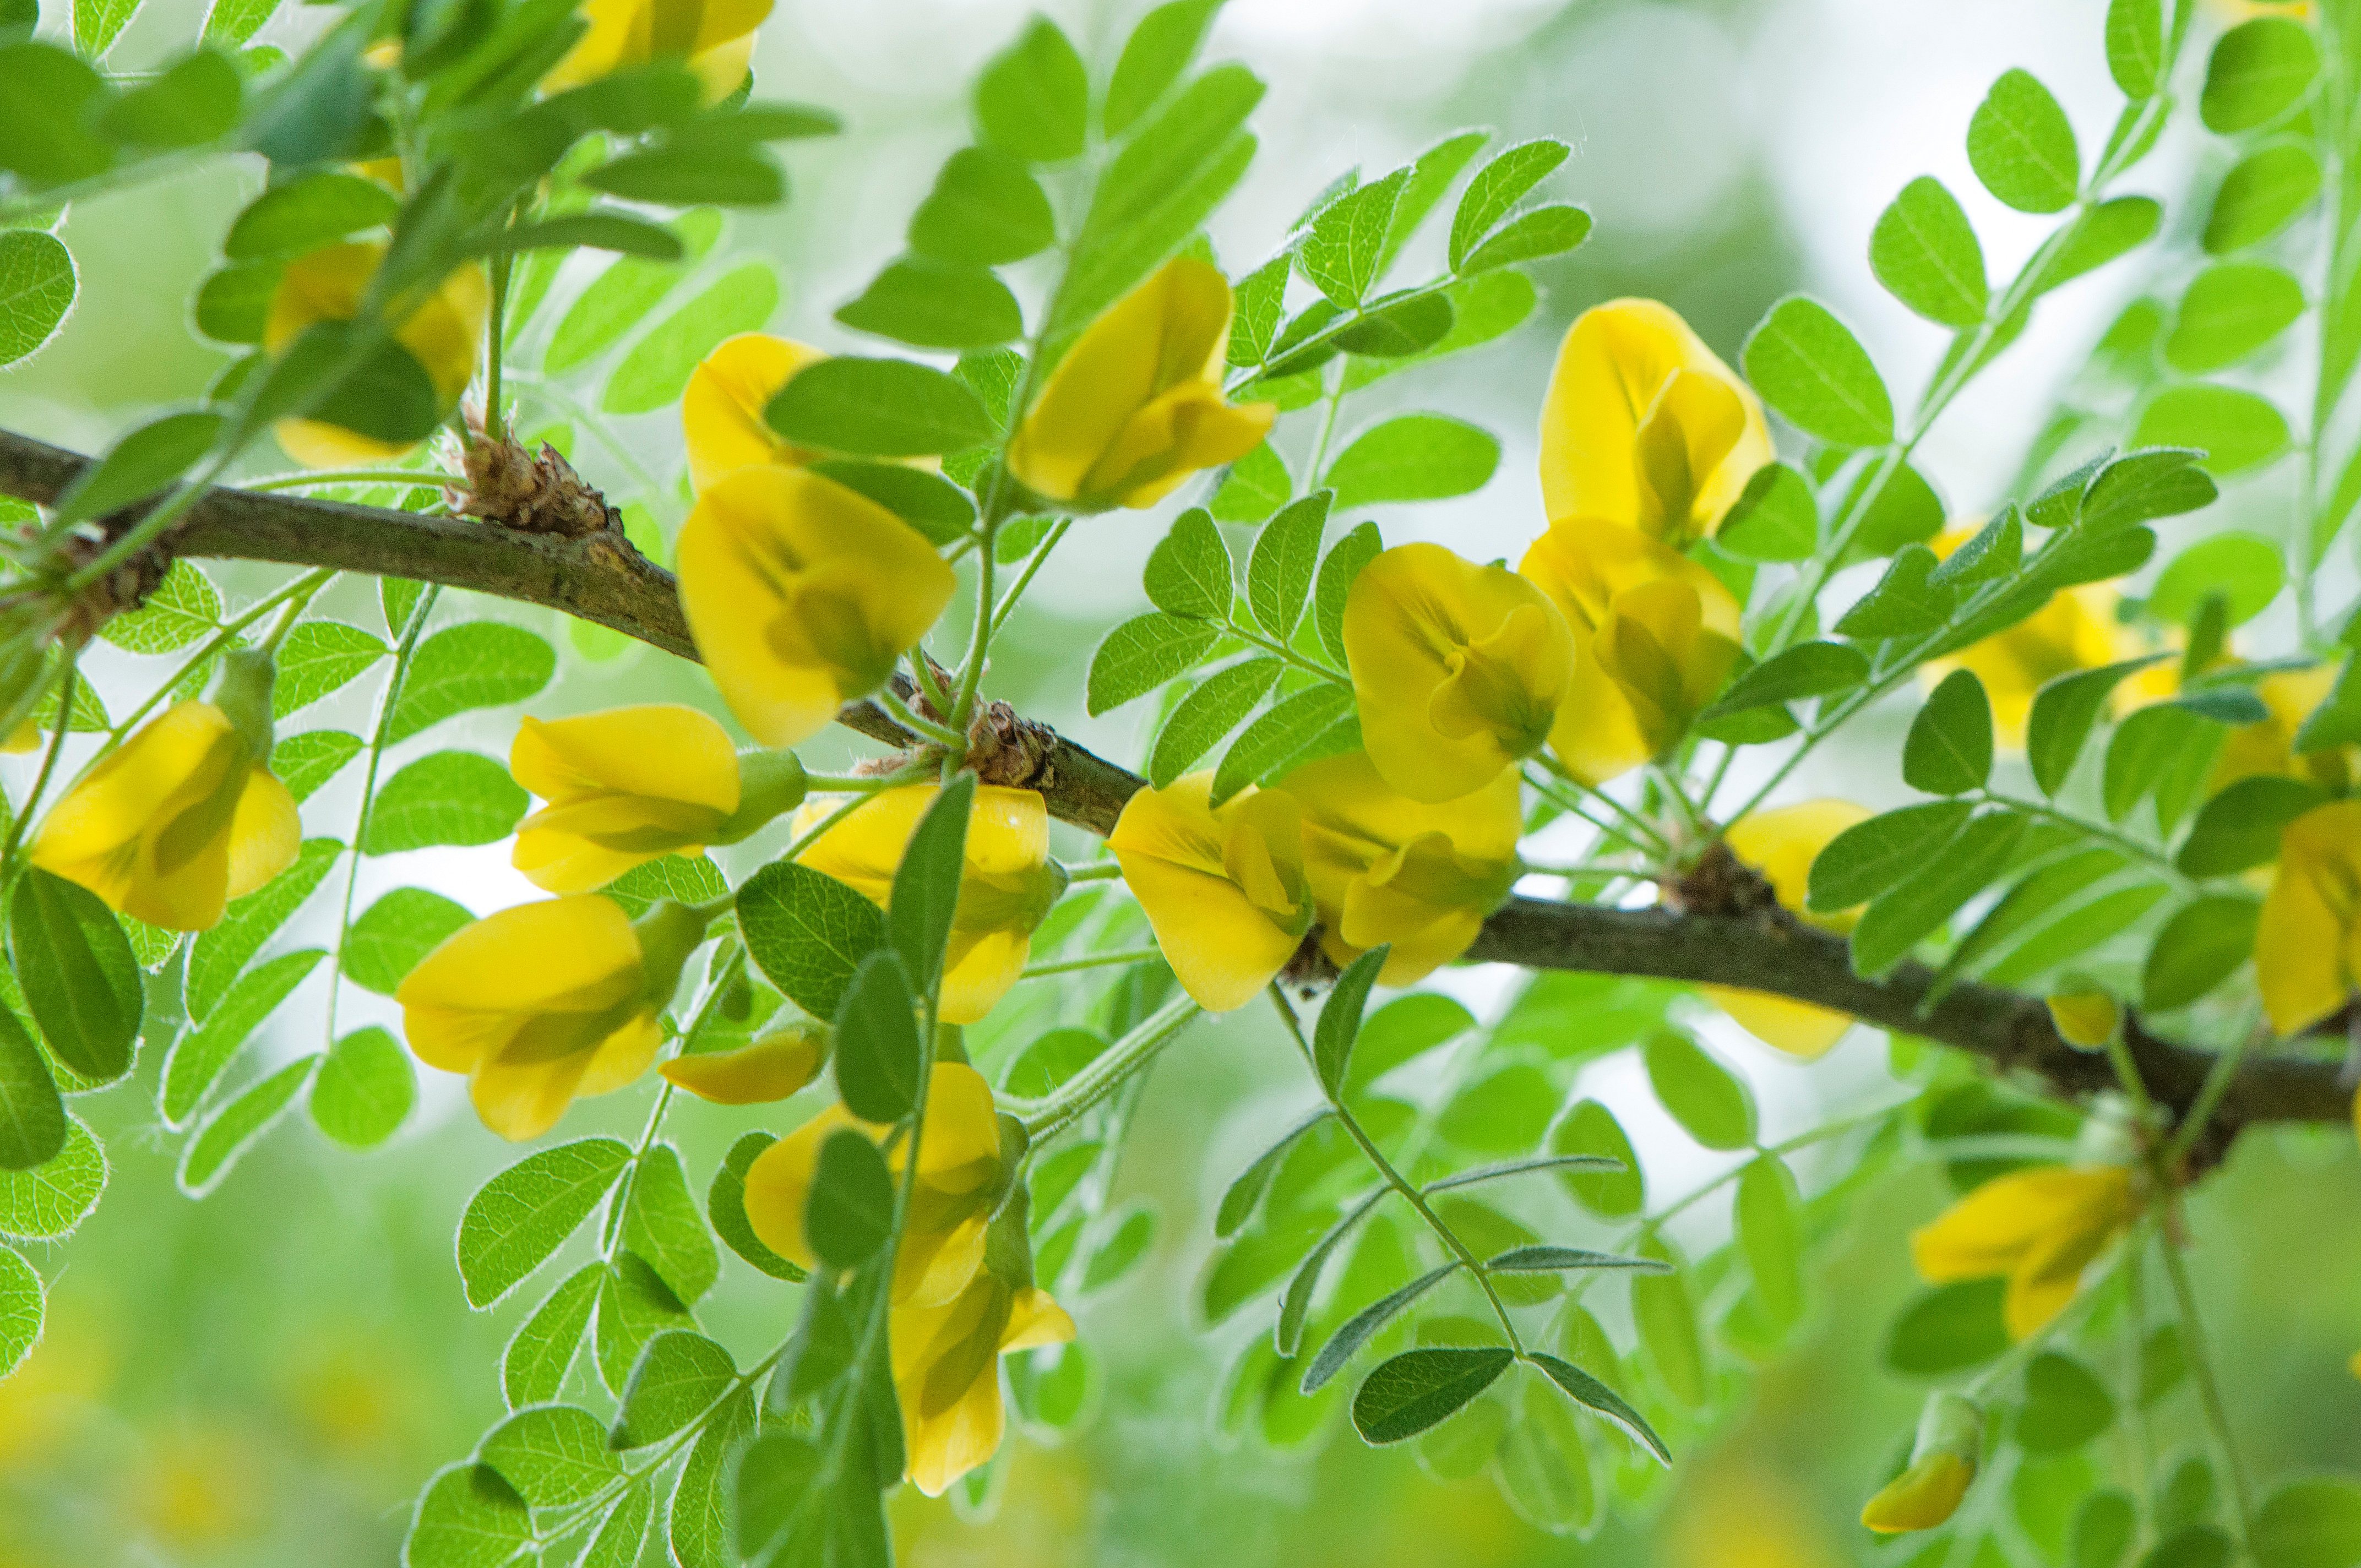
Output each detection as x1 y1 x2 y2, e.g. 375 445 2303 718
782 763 935 862
244 469 450 493
987 517 1071 640
1268 986 1527 1354
1982 790 2190 888
486 220 514 444
2162 1024 2256 1172
93 568 334 758
1014 992 1199 1142
949 514 999 747
0 663 78 878
1533 755 1673 856
66 447 240 587
1018 945 1165 979
877 688 963 749
1060 861 1124 881
1223 613 1348 683
2157 1212 2259 1547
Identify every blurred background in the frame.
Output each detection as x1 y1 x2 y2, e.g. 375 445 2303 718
6 0 2358 1564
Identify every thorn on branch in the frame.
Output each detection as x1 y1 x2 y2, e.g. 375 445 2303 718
448 437 624 540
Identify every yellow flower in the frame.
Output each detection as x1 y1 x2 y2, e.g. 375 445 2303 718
2045 988 2121 1048
31 663 298 932
658 1023 828 1104
1343 543 1575 803
262 242 487 470
676 466 956 748
1537 299 1772 546
2211 665 2353 796
1926 526 2139 749
1704 799 1871 1057
542 0 770 102
793 785 1061 1025
1911 1165 2137 1340
2255 800 2361 1038
1520 518 1743 785
741 1062 1007 1303
1007 258 1276 510
510 705 743 894
1107 774 1313 1011
396 897 704 1140
891 1262 1074 1496
1862 1392 1982 1534
1274 750 1522 986
1862 1453 1973 1534
681 333 828 494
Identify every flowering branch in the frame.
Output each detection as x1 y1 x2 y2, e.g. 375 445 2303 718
2 424 2345 1146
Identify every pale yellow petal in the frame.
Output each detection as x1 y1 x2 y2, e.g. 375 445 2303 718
657 1030 825 1104
1705 986 1853 1058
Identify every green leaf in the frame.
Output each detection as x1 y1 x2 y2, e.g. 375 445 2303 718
502 1264 601 1409
806 460 975 545
709 1131 802 1281
1851 811 2031 977
765 354 996 458
1449 139 1569 271
832 951 923 1122
1642 1028 1754 1151
0 1010 63 1172
836 254 1023 351
0 1113 104 1237
2167 262 2306 373
273 621 388 718
311 1025 416 1148
193 260 274 346
975 15 1086 163
1886 1278 2009 1375
0 42 112 186
1314 948 1387 1098
1103 0 1223 135
544 208 723 373
1968 68 2080 213
1144 507 1232 620
1333 291 1455 357
1150 658 1281 787
2205 143 2319 254
186 836 341 1019
2037 197 2164 294
2253 1478 2361 1568
404 1462 531 1568
1736 1154 1805 1327
1248 490 1330 640
600 262 778 415
9 869 141 1084
2107 0 2164 96
889 771 973 997
736 862 888 1021
1297 169 1408 308
274 729 362 804
2201 18 2319 133
668 1383 754 1568
611 1329 735 1449
2134 384 2289 475
97 562 221 656
0 227 72 369
1350 1346 1514 1444
1324 413 1499 507
1701 640 1865 718
2076 1490 2141 1568
1086 611 1222 714
388 623 554 744
162 947 323 1125
2027 657 2166 796
806 1129 893 1268
623 1142 718 1306
2018 1350 2115 1452
0 1244 39 1380
1551 1100 1642 1216
177 1051 317 1195
1301 1262 1455 1395
580 1488 650 1568
1835 543 1952 639
1215 1108 1330 1239
1907 669 1995 794
2177 775 2326 876
361 752 530 854
2079 448 2217 533
1210 683 1355 805
909 145 1055 266
50 410 222 527
102 47 242 146
346 888 474 995
1275 1192 1384 1355
1717 463 1819 562
580 145 780 207
224 170 398 259
1528 1351 1672 1463
2151 533 2286 627
1808 801 1974 912
1313 521 1382 668
1209 440 1289 522
1870 176 1988 327
1081 1202 1158 1293
595 1257 697 1399
1458 203 1591 275
1630 1235 1708 1407
458 1137 634 1309
2143 895 2260 1011
2106 704 2222 829
476 212 684 262
277 330 447 451
1377 129 1489 272
1742 295 1894 448
479 1404 618 1509
1487 1245 1664 1274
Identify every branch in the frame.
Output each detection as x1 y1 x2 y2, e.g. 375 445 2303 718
1 425 2342 1144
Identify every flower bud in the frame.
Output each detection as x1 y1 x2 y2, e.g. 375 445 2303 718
2046 981 2121 1048
659 1021 828 1105
1861 1393 1981 1534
